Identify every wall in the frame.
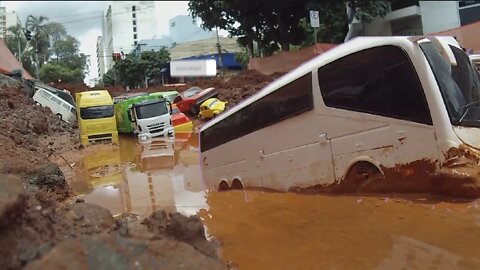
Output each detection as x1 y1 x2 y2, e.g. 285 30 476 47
420 1 461 34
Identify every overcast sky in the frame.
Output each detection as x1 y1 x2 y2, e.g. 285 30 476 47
2 1 190 85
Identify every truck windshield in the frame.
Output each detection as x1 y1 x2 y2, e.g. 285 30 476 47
135 102 168 119
420 42 480 127
80 105 114 119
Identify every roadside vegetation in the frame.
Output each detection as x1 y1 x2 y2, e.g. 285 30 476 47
5 15 87 84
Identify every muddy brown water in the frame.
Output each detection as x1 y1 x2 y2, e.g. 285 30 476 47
68 134 480 269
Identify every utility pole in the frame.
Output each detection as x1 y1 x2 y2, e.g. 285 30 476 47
35 45 39 79
215 27 224 76
17 37 21 62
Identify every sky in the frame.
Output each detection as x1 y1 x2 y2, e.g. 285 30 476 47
2 1 191 85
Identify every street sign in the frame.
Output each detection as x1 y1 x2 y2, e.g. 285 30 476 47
310 10 320 28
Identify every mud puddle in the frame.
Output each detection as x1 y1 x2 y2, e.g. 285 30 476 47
67 134 480 270
201 191 480 270
67 133 207 218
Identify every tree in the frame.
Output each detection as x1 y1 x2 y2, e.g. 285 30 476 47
39 62 84 83
25 15 50 67
39 33 87 83
189 0 394 54
109 49 171 88
5 23 35 75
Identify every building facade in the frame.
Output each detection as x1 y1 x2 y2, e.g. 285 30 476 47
102 1 157 73
358 1 480 37
0 8 21 39
130 15 215 55
96 36 106 79
0 6 6 39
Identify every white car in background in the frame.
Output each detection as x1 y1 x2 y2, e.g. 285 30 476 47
33 88 76 123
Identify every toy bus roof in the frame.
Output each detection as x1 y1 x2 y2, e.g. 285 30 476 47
200 36 456 132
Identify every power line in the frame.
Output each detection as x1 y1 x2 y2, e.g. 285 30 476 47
51 7 156 26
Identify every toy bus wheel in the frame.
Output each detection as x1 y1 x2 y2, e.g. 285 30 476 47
343 161 384 193
56 113 63 121
231 179 243 190
218 181 229 191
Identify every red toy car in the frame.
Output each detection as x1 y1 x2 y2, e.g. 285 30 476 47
173 87 218 115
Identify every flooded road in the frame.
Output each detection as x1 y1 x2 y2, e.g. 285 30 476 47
68 134 480 270
68 133 207 217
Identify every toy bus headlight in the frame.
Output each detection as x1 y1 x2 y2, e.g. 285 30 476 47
138 133 152 144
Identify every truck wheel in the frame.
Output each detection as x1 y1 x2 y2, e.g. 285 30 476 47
218 181 229 191
190 104 199 116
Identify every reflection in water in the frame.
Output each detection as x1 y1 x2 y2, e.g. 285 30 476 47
70 135 480 269
201 191 480 270
70 134 207 217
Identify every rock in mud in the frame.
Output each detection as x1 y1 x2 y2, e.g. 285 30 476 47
141 211 219 258
29 162 70 197
25 234 226 270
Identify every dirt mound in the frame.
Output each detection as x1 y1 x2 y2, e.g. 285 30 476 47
0 194 226 269
49 82 91 94
0 85 78 197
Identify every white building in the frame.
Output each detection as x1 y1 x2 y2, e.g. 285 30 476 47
0 8 20 39
358 1 480 37
0 6 6 39
96 36 106 79
5 11 19 34
102 1 157 73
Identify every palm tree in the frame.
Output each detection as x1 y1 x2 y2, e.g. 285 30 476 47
25 15 49 77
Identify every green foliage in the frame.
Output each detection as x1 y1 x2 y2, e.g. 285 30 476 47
108 49 171 88
3 15 87 83
103 69 116 86
235 50 249 69
189 0 394 54
39 62 84 83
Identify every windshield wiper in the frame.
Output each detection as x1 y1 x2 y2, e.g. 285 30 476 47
458 100 480 123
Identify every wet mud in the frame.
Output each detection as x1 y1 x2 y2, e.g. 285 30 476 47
201 190 480 270
0 81 224 269
293 151 480 199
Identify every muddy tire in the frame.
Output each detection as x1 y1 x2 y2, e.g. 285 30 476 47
231 179 243 190
218 181 229 191
56 113 62 121
342 162 384 193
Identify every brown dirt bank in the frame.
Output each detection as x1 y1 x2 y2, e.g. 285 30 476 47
0 77 226 269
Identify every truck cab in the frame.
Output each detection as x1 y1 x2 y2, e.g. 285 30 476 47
128 98 174 139
76 90 119 146
114 94 159 134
